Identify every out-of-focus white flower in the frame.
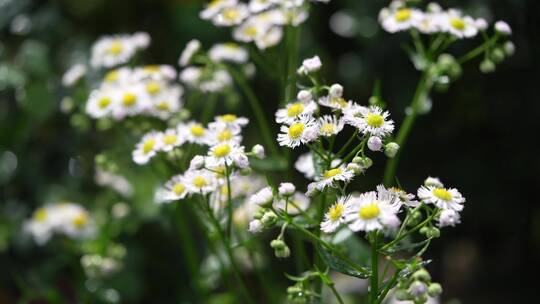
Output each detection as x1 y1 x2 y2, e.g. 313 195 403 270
437 209 461 227
189 155 206 170
379 7 423 33
95 169 133 198
132 131 163 165
212 2 250 26
179 39 201 67
62 64 87 87
233 152 250 168
344 191 401 232
441 10 478 39
178 121 209 145
209 43 249 63
295 152 341 180
297 90 312 102
318 94 352 110
248 219 263 233
494 20 512 35
329 83 344 98
91 33 149 68
180 66 233 92
157 174 189 202
160 128 184 152
248 186 274 206
424 176 444 188
278 182 296 196
251 144 265 158
277 115 318 148
184 169 219 195
297 55 322 75
417 184 465 212
475 18 488 31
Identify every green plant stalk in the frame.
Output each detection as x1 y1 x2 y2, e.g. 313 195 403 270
458 35 500 64
225 163 233 239
370 232 379 304
227 66 280 156
328 282 345 304
375 271 400 304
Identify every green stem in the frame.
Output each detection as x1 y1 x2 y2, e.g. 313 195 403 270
370 232 379 304
375 271 400 304
285 25 300 103
227 66 280 156
380 211 438 252
225 163 233 239
458 35 499 64
335 129 359 159
328 283 345 304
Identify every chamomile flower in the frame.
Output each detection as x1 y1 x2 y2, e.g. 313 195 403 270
274 192 310 215
150 86 184 120
441 10 478 39
206 142 246 167
275 100 318 124
86 89 115 118
209 114 249 131
91 33 148 68
321 196 352 233
179 39 201 67
209 43 249 63
309 165 354 191
157 174 188 202
183 169 219 195
178 121 209 145
160 128 184 152
207 125 243 145
318 115 344 137
379 7 423 33
133 65 177 81
112 86 149 119
132 131 163 165
212 2 250 26
277 115 318 148
377 184 419 208
344 191 401 232
417 184 465 212
346 105 394 137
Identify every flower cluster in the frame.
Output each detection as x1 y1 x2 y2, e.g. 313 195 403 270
86 65 183 120
200 0 331 50
91 32 150 68
24 202 95 245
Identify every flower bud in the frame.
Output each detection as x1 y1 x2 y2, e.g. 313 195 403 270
475 18 488 31
298 55 322 75
480 59 496 73
412 269 431 282
274 245 291 258
395 289 411 301
503 41 515 56
248 219 263 233
427 283 443 297
424 176 443 188
189 155 205 170
233 153 249 169
438 209 461 227
297 90 312 102
357 157 373 170
261 211 277 226
384 142 400 158
352 156 363 164
278 183 296 196
491 47 506 64
409 281 427 297
367 136 382 151
303 127 319 142
329 83 343 98
494 20 512 35
249 187 274 207
347 163 362 174
270 239 286 250
419 226 429 235
251 144 265 159
426 227 440 238
240 167 252 175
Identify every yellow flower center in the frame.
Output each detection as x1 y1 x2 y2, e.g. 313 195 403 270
34 208 48 222
323 168 342 179
213 144 231 157
98 97 111 109
328 204 344 221
287 103 305 117
450 18 465 30
156 101 170 111
193 176 207 188
172 183 185 195
288 123 305 139
163 134 177 145
122 93 137 107
365 113 384 128
359 203 380 220
217 129 233 142
321 123 335 134
220 114 237 122
222 8 239 21
72 213 88 228
331 97 349 108
104 70 119 82
244 26 258 37
190 125 205 137
143 65 160 72
142 139 156 154
432 188 452 201
146 82 161 95
208 0 222 8
394 8 412 22
108 41 123 55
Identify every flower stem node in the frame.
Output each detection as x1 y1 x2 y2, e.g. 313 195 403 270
428 283 443 297
384 142 400 158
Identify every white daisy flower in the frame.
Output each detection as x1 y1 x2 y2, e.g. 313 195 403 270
441 10 478 39
90 33 147 68
179 39 201 67
417 184 465 212
379 7 423 33
150 85 184 120
317 95 352 110
248 0 273 13
111 86 149 119
95 169 133 198
212 2 249 27
275 100 318 124
134 65 177 81
309 165 354 191
346 105 394 137
133 131 163 165
415 11 444 34
277 115 319 148
183 169 219 195
200 0 238 20
318 115 345 137
157 174 188 202
274 192 310 215
209 114 249 132
178 121 209 145
376 184 420 208
321 196 352 233
160 128 184 152
344 191 401 232
206 142 246 167
233 18 268 43
86 89 115 118
209 43 249 63
62 64 87 87
207 125 243 145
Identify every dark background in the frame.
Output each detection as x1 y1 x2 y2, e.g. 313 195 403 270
1 0 539 303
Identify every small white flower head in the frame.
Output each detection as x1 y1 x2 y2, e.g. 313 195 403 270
297 90 312 102
160 128 184 152
207 125 242 146
274 191 309 215
255 26 284 50
278 182 296 197
90 33 148 68
277 115 318 148
318 94 352 110
344 191 401 232
417 183 465 212
437 209 461 227
475 18 488 31
249 0 273 13
200 0 236 20
424 176 444 188
132 31 151 48
495 20 512 35
346 105 394 137
207 142 245 167
275 101 318 124
209 42 249 63
379 7 423 33
233 152 250 169
321 196 351 233
442 10 478 39
183 169 219 195
179 39 201 67
318 115 345 137
377 184 419 208
86 89 115 119
251 144 265 159
209 114 249 132
409 281 428 297
62 64 87 87
297 55 322 75
329 83 344 98
384 142 400 158
249 186 274 207
415 11 444 34
178 121 209 145
132 131 163 165
248 219 264 233
189 155 206 170
158 174 188 202
310 165 355 191
367 136 383 151
212 2 250 26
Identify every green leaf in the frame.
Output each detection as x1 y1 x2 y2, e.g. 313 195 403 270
317 244 370 279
